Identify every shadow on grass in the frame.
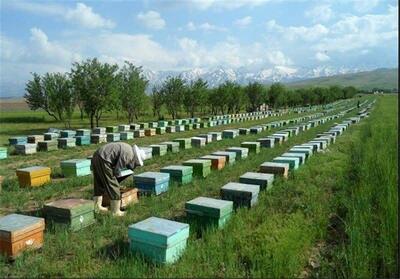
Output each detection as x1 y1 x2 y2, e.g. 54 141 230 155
98 238 131 260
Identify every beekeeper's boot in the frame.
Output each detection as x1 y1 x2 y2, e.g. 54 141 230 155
110 200 126 217
93 196 108 212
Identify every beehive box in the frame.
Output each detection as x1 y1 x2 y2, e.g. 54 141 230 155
0 214 45 258
16 166 51 187
259 162 289 178
166 126 176 133
220 182 260 209
128 217 190 264
130 123 141 131
182 159 211 178
185 197 233 229
15 143 37 155
173 138 191 149
76 129 91 136
225 147 248 159
106 126 118 133
91 134 107 144
43 199 95 231
158 121 168 127
118 125 130 132
211 151 236 166
257 138 275 148
156 127 166 135
175 125 185 132
222 130 238 139
37 140 58 152
199 155 226 170
269 135 284 144
44 132 59 141
199 122 208 128
272 156 300 170
301 143 320 152
134 130 145 138
292 145 314 154
141 147 153 160
239 128 249 135
174 119 183 125
239 172 274 191
198 134 212 144
139 123 149 129
250 127 262 134
60 159 91 177
58 138 76 149
274 132 289 141
134 172 169 195
149 122 158 128
119 131 133 141
309 140 327 150
0 147 7 160
241 142 260 154
281 152 306 165
193 123 201 129
184 124 193 131
150 144 168 156
289 148 312 159
75 135 90 146
209 132 222 141
27 135 44 144
92 127 106 134
145 128 156 137
160 141 179 153
103 187 138 208
60 130 76 138
191 137 206 148
107 133 121 142
160 165 193 185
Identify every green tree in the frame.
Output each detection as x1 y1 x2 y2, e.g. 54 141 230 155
343 86 357 99
245 82 265 112
268 83 286 108
161 76 186 119
118 62 149 123
184 78 208 118
151 85 164 119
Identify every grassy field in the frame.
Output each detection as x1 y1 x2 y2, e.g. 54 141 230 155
0 95 397 278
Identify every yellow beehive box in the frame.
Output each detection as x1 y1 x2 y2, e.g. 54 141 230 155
16 166 51 187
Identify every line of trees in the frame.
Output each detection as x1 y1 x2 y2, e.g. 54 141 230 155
24 58 358 128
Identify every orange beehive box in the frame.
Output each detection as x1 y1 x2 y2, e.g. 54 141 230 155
16 166 51 187
144 128 156 137
103 188 139 208
199 155 226 170
0 214 45 258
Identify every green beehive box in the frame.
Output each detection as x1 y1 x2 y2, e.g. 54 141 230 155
241 142 260 154
200 122 208 128
128 217 190 264
150 144 168 156
211 151 236 165
60 159 91 177
281 152 306 165
0 147 7 160
182 159 211 178
220 182 260 209
160 165 193 185
185 197 233 229
175 125 185 132
239 172 274 191
149 122 158 128
239 128 249 135
140 123 149 129
106 126 118 133
76 129 91 136
222 130 237 139
60 130 76 138
191 137 206 147
134 130 145 138
272 156 300 170
118 125 130 132
289 148 312 159
37 140 58 152
174 119 183 125
156 127 166 135
43 199 95 231
173 138 191 149
166 126 176 133
184 124 193 131
225 147 248 159
158 121 168 127
58 138 76 149
193 123 201 129
107 133 121 142
75 135 90 146
160 142 179 153
120 132 134 140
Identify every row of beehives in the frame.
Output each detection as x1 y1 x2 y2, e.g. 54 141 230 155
0 101 373 261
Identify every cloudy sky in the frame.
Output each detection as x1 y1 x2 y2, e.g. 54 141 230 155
1 0 398 96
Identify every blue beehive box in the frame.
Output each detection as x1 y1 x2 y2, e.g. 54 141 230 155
134 172 169 195
272 156 300 170
75 135 90 146
281 152 306 165
60 159 91 177
0 147 7 160
8 137 27 146
220 182 260 209
129 217 190 264
60 130 76 138
289 148 313 159
225 147 248 159
76 129 91 136
239 172 274 191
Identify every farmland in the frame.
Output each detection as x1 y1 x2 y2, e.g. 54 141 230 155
0 94 397 278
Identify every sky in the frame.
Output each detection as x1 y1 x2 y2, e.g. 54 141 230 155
0 0 398 96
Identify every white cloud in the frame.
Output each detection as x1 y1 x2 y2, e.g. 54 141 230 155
137 11 166 30
187 22 196 31
188 0 269 10
185 22 227 32
352 0 379 13
305 4 334 23
315 51 330 61
234 16 252 27
266 50 292 65
266 20 329 41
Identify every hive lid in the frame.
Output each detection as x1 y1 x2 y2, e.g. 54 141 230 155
134 172 170 184
221 182 260 196
282 152 305 160
16 166 51 178
185 197 233 218
200 155 226 162
60 159 91 168
160 165 193 176
226 147 249 153
212 151 236 159
260 162 289 169
128 217 189 248
240 172 274 184
44 198 94 218
183 159 212 167
0 214 44 242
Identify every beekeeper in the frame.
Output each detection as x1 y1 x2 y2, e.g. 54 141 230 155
91 142 146 216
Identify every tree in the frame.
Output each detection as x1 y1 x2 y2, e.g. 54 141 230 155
118 62 149 123
268 83 286 108
70 58 119 128
343 86 357 99
161 76 186 119
245 82 265 112
183 78 208 118
151 85 164 119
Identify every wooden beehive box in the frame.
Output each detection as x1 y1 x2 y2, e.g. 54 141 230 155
191 137 206 148
60 159 91 177
16 166 51 187
211 151 236 165
106 126 118 133
144 128 155 137
134 172 170 195
269 135 284 144
281 152 306 165
185 197 233 229
75 135 90 146
272 156 300 170
102 188 138 208
259 162 289 178
160 165 193 185
60 130 76 138
128 217 190 264
225 147 248 159
133 130 145 138
58 138 76 149
91 134 107 144
292 145 314 154
220 182 260 209
37 140 58 152
43 199 95 231
92 127 106 134
241 142 260 154
15 143 37 155
199 155 226 170
107 133 121 142
173 138 191 149
0 214 45 258
27 135 44 144
182 159 211 178
160 141 179 153
239 172 274 191
0 147 8 160
150 144 168 156
274 132 289 141
120 132 134 140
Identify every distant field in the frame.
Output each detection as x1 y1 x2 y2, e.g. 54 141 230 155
0 98 29 111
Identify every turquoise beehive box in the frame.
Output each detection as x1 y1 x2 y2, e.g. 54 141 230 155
128 217 190 264
225 147 248 159
220 182 260 209
239 172 274 191
273 156 300 170
75 135 90 146
60 159 91 177
281 152 306 165
120 132 134 140
60 130 76 138
134 172 169 195
0 147 8 160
